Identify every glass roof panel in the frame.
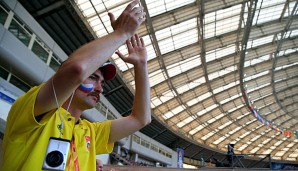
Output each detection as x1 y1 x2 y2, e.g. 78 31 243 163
215 15 240 36
244 55 270 67
187 91 210 106
208 65 237 80
244 70 269 82
189 125 205 135
201 132 215 140
213 81 239 94
275 62 298 71
146 0 195 17
153 90 176 105
218 120 232 130
254 1 285 25
166 55 201 77
156 19 198 54
285 1 298 17
205 45 237 62
151 97 162 108
250 147 260 153
177 116 194 128
213 136 226 145
197 104 218 117
145 0 166 17
164 0 195 12
219 93 241 105
177 77 205 94
248 35 274 48
163 105 185 119
216 4 242 21
278 48 298 56
148 70 166 87
90 1 105 14
238 144 248 151
289 153 298 158
229 126 242 135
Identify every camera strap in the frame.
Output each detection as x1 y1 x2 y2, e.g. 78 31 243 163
51 78 74 138
68 136 80 171
52 78 79 170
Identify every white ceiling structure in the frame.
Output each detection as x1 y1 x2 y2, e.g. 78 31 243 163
74 0 298 161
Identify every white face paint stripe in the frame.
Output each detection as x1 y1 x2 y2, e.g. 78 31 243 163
78 83 94 93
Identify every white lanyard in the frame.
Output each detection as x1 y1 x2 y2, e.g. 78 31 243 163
51 78 74 138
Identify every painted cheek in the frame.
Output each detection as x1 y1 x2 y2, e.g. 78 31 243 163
78 83 94 93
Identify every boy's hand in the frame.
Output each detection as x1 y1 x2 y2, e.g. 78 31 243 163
108 0 146 39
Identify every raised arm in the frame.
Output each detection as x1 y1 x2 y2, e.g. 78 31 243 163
34 0 146 116
108 34 151 144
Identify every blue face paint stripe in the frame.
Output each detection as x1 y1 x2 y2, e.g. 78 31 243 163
78 83 93 93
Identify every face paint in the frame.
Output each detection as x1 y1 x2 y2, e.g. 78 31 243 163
78 83 94 93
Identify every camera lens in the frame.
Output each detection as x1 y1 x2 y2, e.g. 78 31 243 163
46 150 64 167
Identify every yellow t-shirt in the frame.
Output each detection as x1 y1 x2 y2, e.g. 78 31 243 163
2 84 114 171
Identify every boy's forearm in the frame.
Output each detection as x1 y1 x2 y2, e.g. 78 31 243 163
65 30 128 81
131 62 151 126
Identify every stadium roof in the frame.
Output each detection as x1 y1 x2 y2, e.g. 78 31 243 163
19 0 298 163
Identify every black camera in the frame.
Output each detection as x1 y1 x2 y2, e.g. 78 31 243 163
42 137 70 171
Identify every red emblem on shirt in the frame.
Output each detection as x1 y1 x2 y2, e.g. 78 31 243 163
85 136 91 151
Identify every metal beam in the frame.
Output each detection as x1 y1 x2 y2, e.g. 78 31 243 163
32 1 65 19
64 0 97 40
104 85 123 96
140 0 204 146
271 0 298 119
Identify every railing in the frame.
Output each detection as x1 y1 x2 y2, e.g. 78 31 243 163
132 134 172 159
246 154 272 169
208 153 272 169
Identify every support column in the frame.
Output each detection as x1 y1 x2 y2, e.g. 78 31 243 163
132 153 138 162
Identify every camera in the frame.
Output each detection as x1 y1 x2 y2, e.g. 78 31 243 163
42 137 70 171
